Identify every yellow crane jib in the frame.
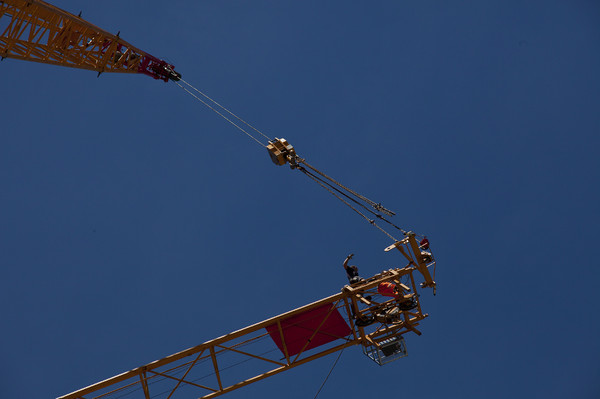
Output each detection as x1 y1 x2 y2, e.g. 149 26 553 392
0 0 181 82
57 242 438 399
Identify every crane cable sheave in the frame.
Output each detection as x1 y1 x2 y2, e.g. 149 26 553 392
267 137 300 168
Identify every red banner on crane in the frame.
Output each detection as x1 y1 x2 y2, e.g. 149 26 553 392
266 302 351 357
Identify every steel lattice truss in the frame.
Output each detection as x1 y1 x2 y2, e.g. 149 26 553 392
0 0 177 81
59 235 437 399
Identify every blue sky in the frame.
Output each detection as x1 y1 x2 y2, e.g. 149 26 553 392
1 1 599 398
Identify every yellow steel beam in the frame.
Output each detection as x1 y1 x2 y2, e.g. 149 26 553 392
1 0 179 81
58 244 437 399
56 292 348 399
165 351 208 399
291 300 338 363
407 234 436 289
200 340 354 399
147 369 216 393
138 373 150 399
1 0 141 72
276 320 291 364
215 344 286 367
209 346 223 391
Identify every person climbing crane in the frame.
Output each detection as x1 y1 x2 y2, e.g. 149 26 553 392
343 253 362 284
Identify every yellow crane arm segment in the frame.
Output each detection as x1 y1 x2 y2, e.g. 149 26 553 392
0 0 180 81
58 236 437 399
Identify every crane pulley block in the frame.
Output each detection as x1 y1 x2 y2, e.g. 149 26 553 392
267 138 298 167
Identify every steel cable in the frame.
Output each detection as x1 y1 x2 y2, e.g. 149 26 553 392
172 79 405 240
299 159 395 217
299 167 406 234
180 78 273 142
299 167 399 242
174 80 267 147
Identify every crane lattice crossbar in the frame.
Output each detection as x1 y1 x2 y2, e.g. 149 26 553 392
58 235 436 399
0 0 180 81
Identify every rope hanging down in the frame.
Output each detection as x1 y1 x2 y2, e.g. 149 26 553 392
172 79 405 241
312 339 349 399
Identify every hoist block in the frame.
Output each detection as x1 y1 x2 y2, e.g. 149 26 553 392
267 138 296 166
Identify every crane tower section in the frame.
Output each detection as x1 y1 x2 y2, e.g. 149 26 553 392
58 234 437 399
0 0 180 81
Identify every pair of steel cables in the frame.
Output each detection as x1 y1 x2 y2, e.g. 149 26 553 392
174 79 405 242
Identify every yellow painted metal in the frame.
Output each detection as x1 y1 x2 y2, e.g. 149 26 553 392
0 0 146 74
138 373 150 399
209 346 223 391
276 320 291 364
165 351 206 399
385 233 437 290
57 240 437 399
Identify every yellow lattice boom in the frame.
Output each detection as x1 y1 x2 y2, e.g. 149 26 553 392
0 0 179 81
58 234 437 399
